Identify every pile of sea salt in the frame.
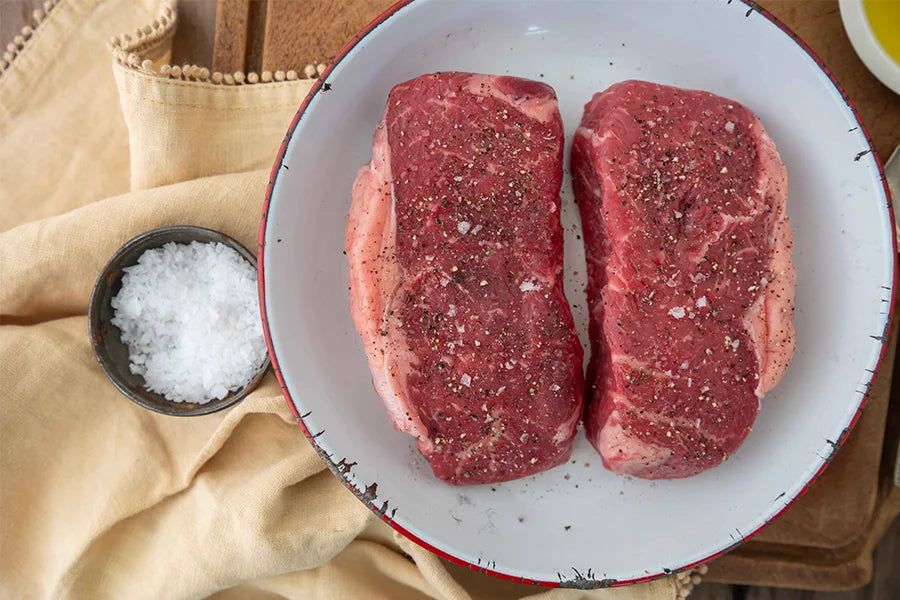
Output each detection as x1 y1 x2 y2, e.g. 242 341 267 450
111 241 267 404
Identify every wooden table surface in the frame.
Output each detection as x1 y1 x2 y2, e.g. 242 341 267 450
1 1 897 598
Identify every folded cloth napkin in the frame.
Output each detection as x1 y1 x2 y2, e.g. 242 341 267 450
0 1 685 598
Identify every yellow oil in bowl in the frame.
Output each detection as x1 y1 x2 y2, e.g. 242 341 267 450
864 0 900 65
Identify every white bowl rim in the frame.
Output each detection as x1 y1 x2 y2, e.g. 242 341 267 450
257 0 898 588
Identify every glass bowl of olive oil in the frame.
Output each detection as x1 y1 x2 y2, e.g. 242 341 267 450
840 0 900 94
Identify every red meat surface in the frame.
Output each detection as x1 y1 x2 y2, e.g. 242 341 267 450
572 80 796 479
347 72 584 485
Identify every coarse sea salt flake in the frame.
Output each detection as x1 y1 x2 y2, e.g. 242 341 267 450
519 280 540 292
110 241 266 404
668 306 686 319
696 296 708 308
460 374 472 387
457 221 471 235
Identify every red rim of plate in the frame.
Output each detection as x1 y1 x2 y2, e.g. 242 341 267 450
257 0 897 588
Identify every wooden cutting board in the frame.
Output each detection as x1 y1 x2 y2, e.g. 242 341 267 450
209 0 900 591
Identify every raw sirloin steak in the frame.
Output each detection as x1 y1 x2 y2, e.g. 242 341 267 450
572 80 796 479
346 72 584 485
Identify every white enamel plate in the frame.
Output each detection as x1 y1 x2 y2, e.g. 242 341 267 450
259 0 895 587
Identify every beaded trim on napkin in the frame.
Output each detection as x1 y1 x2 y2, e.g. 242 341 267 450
107 1 326 84
0 0 61 75
1 0 327 84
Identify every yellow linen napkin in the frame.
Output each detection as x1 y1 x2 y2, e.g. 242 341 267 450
0 1 684 597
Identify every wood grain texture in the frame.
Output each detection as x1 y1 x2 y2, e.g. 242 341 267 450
694 516 900 597
244 0 268 73
260 0 390 71
689 582 736 599
212 0 250 73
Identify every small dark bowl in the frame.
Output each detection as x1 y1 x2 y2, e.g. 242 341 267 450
88 226 270 416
